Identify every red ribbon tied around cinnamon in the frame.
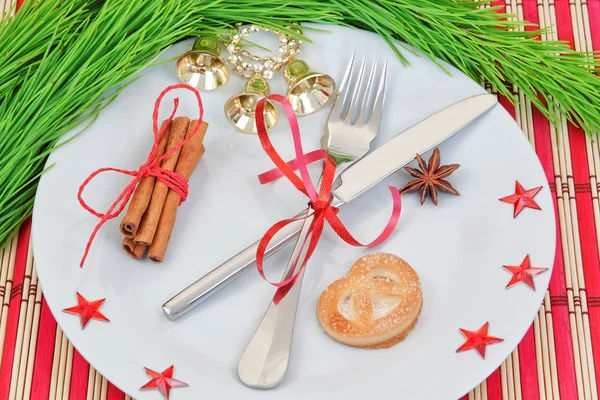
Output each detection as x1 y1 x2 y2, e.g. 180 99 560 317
254 94 402 293
77 84 204 267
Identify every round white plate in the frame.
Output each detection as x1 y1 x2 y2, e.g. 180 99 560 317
32 25 555 400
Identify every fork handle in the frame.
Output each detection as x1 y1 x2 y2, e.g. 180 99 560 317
237 210 315 389
162 197 343 320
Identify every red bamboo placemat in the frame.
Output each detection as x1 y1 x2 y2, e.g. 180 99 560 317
0 0 599 399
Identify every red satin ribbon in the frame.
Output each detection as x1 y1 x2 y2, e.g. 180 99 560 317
254 94 402 294
77 84 204 267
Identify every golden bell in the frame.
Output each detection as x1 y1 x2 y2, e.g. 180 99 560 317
284 60 336 116
224 78 278 134
176 35 229 91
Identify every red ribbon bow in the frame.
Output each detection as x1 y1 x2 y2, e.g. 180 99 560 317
254 94 402 293
78 84 204 267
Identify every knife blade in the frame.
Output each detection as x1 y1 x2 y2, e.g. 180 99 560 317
162 93 497 320
333 93 498 203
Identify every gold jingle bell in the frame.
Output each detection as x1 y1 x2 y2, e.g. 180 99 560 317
284 60 336 116
176 35 229 91
224 78 278 134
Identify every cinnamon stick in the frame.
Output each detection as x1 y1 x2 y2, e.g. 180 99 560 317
149 120 208 262
122 237 147 260
120 120 172 237
134 116 190 246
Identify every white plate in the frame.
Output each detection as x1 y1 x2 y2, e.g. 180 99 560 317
32 25 555 400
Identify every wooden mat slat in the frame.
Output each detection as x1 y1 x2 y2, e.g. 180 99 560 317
22 267 42 400
70 350 89 399
2 0 600 399
573 2 600 397
536 303 549 399
30 300 58 398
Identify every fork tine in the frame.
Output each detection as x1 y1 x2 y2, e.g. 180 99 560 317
350 56 378 125
343 55 367 122
338 53 355 96
357 56 379 125
366 59 388 132
329 53 356 119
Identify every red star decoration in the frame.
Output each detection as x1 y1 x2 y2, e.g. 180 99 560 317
456 321 503 359
140 365 188 399
503 254 548 290
62 292 109 329
499 181 543 218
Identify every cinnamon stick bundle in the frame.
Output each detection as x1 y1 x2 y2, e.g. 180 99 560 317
149 120 208 262
120 116 207 262
134 116 190 246
120 120 172 238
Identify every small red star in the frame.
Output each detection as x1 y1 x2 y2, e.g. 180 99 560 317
63 292 109 329
456 321 503 359
140 365 188 399
503 254 548 290
499 181 543 217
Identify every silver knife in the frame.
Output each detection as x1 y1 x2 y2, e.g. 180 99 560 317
162 93 498 319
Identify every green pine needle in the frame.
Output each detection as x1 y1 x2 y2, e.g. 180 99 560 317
0 0 598 250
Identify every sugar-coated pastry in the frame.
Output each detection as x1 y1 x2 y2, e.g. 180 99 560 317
317 252 422 349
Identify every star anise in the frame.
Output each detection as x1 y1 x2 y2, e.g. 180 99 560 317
398 147 460 205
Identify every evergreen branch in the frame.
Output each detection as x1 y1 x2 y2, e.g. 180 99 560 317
0 0 101 98
328 0 600 133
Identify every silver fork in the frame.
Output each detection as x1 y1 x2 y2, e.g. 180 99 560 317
237 55 388 389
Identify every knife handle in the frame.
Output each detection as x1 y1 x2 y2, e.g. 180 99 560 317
162 198 344 319
162 216 305 319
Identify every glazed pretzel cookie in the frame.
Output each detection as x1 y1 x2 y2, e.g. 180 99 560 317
317 252 422 349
